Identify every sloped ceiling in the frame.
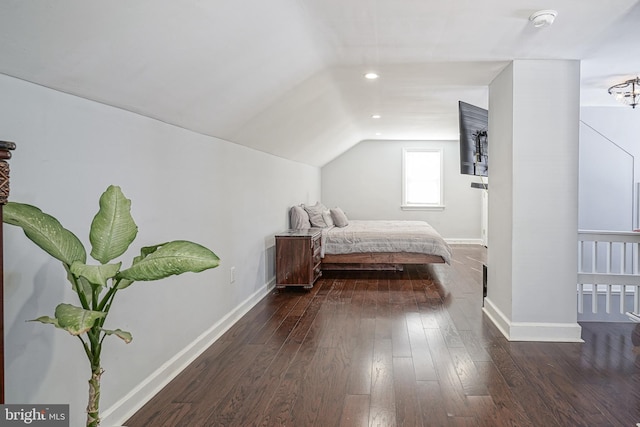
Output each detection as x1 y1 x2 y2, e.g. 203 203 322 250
0 0 638 166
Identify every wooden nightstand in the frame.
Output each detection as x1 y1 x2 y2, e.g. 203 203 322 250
275 228 322 289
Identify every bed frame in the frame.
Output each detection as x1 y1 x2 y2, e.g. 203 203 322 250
321 252 446 271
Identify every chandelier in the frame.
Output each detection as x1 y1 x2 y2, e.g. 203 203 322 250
608 77 640 108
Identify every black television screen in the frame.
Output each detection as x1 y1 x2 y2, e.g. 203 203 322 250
459 101 488 177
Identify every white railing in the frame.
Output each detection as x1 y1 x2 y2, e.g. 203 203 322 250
578 230 640 320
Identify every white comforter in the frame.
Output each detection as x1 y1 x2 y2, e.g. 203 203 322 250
321 220 452 264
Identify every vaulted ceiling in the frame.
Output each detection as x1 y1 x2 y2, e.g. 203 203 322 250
0 1 638 166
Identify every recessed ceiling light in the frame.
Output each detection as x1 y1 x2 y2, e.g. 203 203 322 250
375 132 382 136
364 72 379 80
371 114 381 119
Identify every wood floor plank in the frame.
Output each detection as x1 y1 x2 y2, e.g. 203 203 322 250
457 329 492 362
472 361 534 426
246 293 305 344
346 318 375 395
339 394 370 427
286 293 324 345
255 340 318 427
405 311 437 381
205 315 300 425
172 341 262 406
424 327 474 418
505 342 594 427
391 304 412 357
127 246 640 427
313 344 351 427
289 346 338 426
483 339 561 427
464 395 500 427
527 341 634 426
369 338 396 427
227 341 299 427
415 380 451 427
392 357 422 427
446 346 489 397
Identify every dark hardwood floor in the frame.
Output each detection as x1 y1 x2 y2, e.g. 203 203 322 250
126 245 640 426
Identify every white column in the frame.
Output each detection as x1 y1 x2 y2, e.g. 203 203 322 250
484 60 582 342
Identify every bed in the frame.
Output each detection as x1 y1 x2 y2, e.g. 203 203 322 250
290 203 452 271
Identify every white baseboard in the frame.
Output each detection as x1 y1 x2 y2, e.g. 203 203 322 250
483 297 584 342
444 238 484 245
100 280 276 426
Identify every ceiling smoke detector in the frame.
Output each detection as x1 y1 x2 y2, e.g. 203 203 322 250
529 10 557 28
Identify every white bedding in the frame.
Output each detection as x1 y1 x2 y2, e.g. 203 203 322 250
321 220 452 264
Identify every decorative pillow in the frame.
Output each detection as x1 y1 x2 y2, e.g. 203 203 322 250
330 207 349 227
322 209 334 227
290 205 311 229
303 202 328 228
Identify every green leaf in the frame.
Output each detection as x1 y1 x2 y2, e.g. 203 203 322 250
114 246 156 289
3 202 86 265
102 328 133 344
115 278 134 290
116 240 220 281
30 315 61 329
90 185 138 264
71 261 122 287
54 303 106 336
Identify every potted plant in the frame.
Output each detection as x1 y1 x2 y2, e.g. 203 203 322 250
3 185 220 427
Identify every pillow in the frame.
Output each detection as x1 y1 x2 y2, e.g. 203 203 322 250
322 209 334 227
330 207 349 227
290 205 311 229
303 202 328 228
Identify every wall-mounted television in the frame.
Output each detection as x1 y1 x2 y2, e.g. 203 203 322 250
459 101 488 177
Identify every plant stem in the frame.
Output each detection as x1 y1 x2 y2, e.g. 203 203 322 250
97 285 118 312
86 365 103 427
66 267 91 310
86 325 103 426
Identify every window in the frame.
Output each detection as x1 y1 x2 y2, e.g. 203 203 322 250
402 148 443 209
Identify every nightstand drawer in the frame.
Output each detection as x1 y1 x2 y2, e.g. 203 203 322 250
275 228 323 290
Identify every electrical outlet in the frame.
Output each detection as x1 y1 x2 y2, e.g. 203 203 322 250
230 266 235 284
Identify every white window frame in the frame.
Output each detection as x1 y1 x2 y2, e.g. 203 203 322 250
401 148 444 210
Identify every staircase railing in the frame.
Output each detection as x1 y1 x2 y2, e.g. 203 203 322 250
578 230 640 320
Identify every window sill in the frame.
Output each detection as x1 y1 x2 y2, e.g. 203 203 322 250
401 205 445 211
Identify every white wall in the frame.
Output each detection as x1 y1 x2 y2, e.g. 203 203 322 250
485 63 514 321
579 106 640 231
321 139 484 242
485 60 582 342
1 74 321 425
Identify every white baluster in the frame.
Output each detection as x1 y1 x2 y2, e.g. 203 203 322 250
578 240 583 273
578 283 584 314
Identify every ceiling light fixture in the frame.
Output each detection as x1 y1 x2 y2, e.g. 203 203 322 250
364 72 379 80
608 77 640 108
529 9 557 28
371 114 381 119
